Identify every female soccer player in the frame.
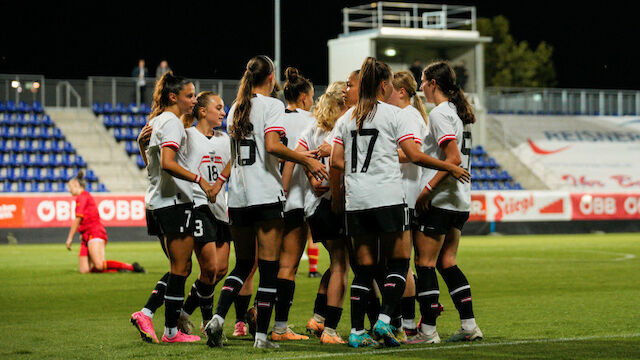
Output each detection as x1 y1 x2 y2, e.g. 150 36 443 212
332 57 469 348
176 91 231 334
205 55 327 349
131 72 216 344
408 61 483 344
65 171 145 274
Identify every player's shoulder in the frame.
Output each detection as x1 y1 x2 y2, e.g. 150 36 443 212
213 129 230 142
256 94 284 110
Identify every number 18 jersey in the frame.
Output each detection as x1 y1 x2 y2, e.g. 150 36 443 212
333 102 418 211
226 94 287 208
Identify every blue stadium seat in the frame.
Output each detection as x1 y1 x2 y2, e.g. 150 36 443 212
85 182 95 192
112 115 123 128
18 101 31 113
75 155 86 167
0 101 5 112
15 113 27 126
2 182 11 192
60 154 72 167
32 101 44 114
139 103 150 114
92 102 104 115
16 181 26 192
103 115 114 128
97 183 107 192
54 181 66 192
42 115 53 127
5 101 17 113
85 169 97 182
43 182 53 192
53 128 64 140
43 167 55 181
103 102 114 114
127 103 137 115
63 141 75 153
115 103 126 114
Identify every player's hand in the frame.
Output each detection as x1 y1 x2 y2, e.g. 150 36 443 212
310 177 329 197
415 187 431 215
65 238 72 251
304 157 329 182
301 149 320 159
317 143 332 158
448 164 471 183
137 124 152 147
199 178 217 203
209 181 223 204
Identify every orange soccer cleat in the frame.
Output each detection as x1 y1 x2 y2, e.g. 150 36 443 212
271 327 310 341
306 317 325 337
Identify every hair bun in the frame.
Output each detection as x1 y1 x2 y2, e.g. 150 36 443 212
284 67 299 82
76 170 84 180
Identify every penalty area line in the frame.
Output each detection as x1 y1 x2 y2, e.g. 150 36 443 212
257 333 640 360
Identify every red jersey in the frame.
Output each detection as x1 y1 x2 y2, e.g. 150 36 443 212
75 190 107 242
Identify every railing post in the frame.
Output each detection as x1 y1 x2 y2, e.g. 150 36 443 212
561 90 568 114
217 81 223 99
377 2 383 28
617 91 623 116
471 6 476 31
41 76 46 107
599 91 605 116
442 4 448 30
15 75 20 103
56 82 60 107
636 92 640 115
66 82 71 108
87 77 93 107
580 91 586 115
111 78 116 106
195 80 200 94
343 8 349 34
413 4 418 28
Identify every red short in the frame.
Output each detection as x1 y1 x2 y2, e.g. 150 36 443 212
78 237 106 257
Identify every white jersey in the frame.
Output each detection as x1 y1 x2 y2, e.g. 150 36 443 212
333 102 418 211
282 108 315 212
299 123 332 217
145 111 193 210
186 127 231 223
398 106 428 209
227 93 287 208
421 101 472 212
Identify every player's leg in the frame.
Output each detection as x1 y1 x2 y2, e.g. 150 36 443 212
87 239 106 271
78 241 91 273
438 227 482 342
320 237 348 344
307 270 329 336
348 233 380 348
182 241 217 334
236 258 257 337
307 234 320 277
401 268 417 337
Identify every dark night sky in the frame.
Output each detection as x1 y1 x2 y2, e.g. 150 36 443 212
0 1 635 90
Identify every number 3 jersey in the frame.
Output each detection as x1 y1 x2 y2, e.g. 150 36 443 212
226 93 287 208
333 102 419 211
421 101 472 212
282 108 315 212
186 127 230 223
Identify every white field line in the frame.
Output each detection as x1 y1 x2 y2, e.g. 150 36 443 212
511 249 636 262
257 333 640 360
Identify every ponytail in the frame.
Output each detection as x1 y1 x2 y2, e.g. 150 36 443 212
423 61 475 125
73 170 86 189
283 67 312 104
148 71 192 121
392 70 428 126
353 57 391 131
229 55 275 140
181 91 216 128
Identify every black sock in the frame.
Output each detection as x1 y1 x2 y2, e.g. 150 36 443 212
313 293 328 319
416 266 440 326
234 294 252 323
182 280 200 316
255 259 279 334
401 296 416 323
391 305 402 329
198 282 215 322
324 306 343 330
366 293 381 328
380 259 409 319
164 273 187 329
274 278 295 324
144 272 169 313
439 265 474 320
215 258 254 319
350 265 375 331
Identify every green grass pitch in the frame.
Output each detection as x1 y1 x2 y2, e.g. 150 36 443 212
1 233 639 359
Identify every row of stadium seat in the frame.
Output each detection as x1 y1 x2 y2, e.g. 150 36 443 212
0 126 65 140
472 180 523 191
2 180 107 193
488 110 637 116
0 167 98 182
471 168 512 182
0 113 54 127
103 115 148 129
93 102 151 116
1 139 75 154
0 101 44 113
0 153 87 167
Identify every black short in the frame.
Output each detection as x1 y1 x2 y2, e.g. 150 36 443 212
284 208 305 233
345 204 409 237
193 205 231 244
228 202 284 227
412 206 469 236
150 203 195 236
307 198 345 242
146 209 162 236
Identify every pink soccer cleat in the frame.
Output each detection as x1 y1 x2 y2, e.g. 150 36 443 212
233 321 248 337
130 311 159 344
161 330 201 343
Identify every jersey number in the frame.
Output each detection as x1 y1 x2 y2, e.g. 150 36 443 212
461 131 472 171
194 219 203 237
350 129 379 173
206 165 219 182
236 139 257 166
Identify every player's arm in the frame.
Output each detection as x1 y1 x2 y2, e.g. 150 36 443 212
282 160 295 193
209 162 230 204
65 216 81 250
399 137 470 182
160 146 216 202
329 138 345 172
415 139 464 214
137 124 153 167
329 167 344 214
264 131 328 181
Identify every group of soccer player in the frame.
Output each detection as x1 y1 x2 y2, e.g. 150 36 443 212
123 54 482 349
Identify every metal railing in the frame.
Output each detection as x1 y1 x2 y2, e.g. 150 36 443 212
487 87 640 116
55 81 82 108
342 2 476 35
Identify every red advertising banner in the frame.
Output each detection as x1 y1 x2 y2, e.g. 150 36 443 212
468 193 486 222
570 193 640 220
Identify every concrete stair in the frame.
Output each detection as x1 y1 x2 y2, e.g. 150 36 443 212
47 107 146 193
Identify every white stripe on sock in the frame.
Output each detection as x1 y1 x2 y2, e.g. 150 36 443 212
387 274 406 282
351 284 370 292
226 276 244 285
164 295 184 301
257 287 277 293
418 290 440 297
157 281 167 286
450 285 470 296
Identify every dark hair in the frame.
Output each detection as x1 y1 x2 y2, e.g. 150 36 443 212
283 67 312 104
181 91 217 128
72 170 86 188
352 57 391 131
148 71 192 120
229 55 275 140
423 61 475 124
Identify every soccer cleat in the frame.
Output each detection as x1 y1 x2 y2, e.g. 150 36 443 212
446 326 483 342
348 332 380 348
130 311 159 343
204 317 224 348
404 327 419 337
233 321 248 336
308 271 321 278
132 262 146 273
161 331 200 343
406 330 441 345
271 326 310 341
254 338 280 348
373 320 402 347
393 326 408 344
244 306 257 339
306 317 325 337
320 331 346 344
177 312 195 335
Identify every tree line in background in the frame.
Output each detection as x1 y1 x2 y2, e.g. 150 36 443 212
478 15 556 88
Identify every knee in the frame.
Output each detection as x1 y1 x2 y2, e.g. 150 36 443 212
216 266 228 282
437 255 457 270
231 258 255 280
79 268 90 274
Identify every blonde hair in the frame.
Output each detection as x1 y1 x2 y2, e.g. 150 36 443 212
313 81 346 132
392 70 428 125
181 91 217 128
